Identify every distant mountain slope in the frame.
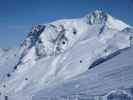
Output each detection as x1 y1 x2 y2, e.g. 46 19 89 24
0 48 21 83
0 10 133 100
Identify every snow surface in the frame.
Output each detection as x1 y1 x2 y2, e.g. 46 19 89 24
0 48 21 83
0 10 133 100
33 47 133 99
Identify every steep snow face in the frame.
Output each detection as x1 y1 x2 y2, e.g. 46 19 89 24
105 15 131 31
122 28 133 45
0 10 133 100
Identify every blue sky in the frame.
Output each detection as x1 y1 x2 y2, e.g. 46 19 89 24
0 0 133 48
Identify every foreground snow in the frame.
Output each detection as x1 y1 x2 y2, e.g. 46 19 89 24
33 47 133 100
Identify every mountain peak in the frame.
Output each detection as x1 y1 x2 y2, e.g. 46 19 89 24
85 9 131 30
90 9 107 16
85 9 108 24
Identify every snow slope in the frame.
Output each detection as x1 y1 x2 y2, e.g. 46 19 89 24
33 47 133 99
0 48 21 83
0 10 133 100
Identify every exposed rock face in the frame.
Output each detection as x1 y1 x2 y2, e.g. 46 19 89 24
86 10 108 25
106 90 131 100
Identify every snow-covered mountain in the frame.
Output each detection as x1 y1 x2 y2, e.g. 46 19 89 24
0 10 133 100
